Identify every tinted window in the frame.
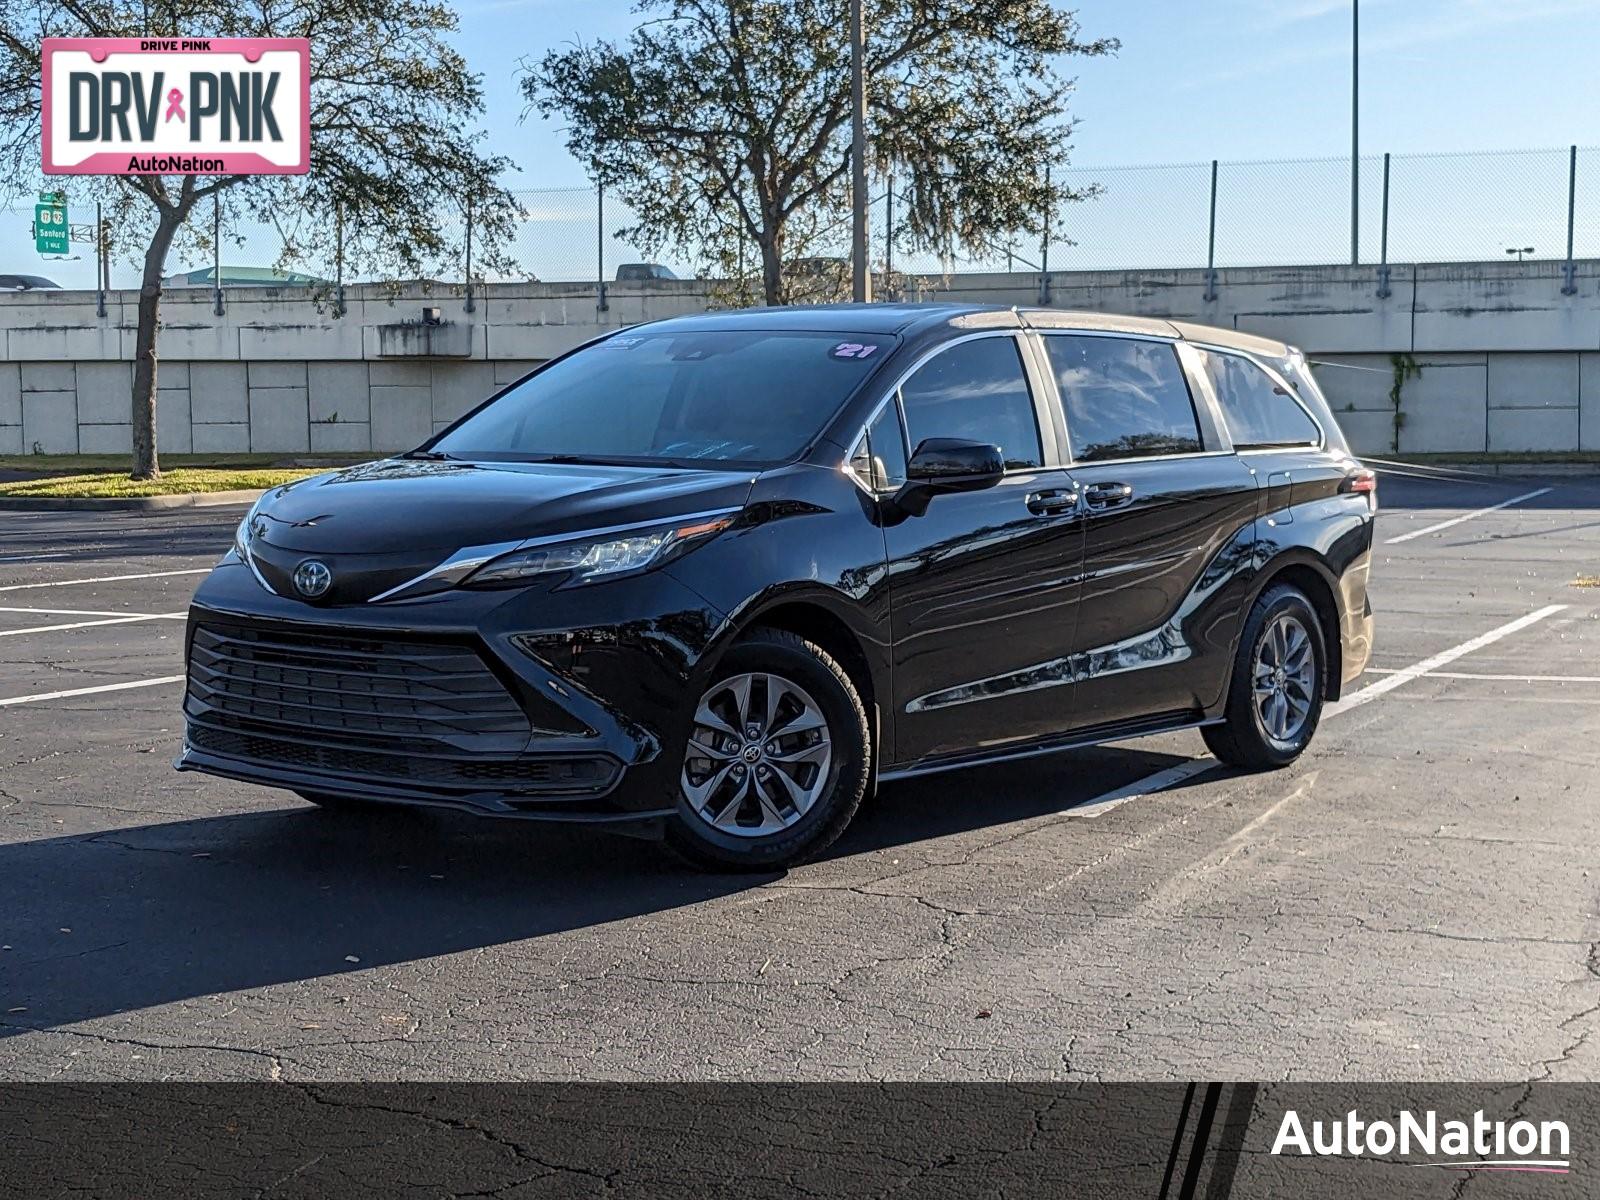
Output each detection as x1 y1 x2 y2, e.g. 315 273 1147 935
432 330 891 466
898 337 1042 470
850 401 908 491
1043 335 1202 462
1199 349 1321 448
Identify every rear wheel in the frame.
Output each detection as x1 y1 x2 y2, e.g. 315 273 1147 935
1202 584 1326 770
666 629 870 872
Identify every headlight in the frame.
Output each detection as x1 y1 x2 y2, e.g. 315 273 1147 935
231 498 262 562
465 513 737 587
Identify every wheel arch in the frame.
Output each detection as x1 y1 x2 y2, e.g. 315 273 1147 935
1249 555 1345 701
711 590 887 780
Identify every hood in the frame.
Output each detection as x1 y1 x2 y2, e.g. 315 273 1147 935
242 457 755 605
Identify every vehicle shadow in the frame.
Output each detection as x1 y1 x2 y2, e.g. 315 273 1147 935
0 744 1199 1036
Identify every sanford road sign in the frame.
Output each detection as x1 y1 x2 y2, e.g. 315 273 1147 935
42 38 309 175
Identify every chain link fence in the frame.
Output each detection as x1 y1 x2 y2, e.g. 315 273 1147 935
9 146 1599 292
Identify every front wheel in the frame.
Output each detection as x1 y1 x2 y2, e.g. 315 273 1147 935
666 629 871 872
1202 584 1326 770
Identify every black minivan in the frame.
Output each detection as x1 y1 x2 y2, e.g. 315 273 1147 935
179 304 1375 870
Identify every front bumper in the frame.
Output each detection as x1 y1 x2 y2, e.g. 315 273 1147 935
175 557 726 824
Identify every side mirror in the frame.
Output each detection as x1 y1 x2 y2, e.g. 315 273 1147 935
892 437 1005 517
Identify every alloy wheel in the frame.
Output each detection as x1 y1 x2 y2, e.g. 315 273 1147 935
1251 613 1316 743
681 672 834 837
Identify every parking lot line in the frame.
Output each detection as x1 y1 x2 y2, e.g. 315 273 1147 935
1384 487 1552 545
0 567 211 593
0 675 187 708
1365 668 1600 683
0 613 188 638
1067 602 1568 818
1323 603 1566 717
0 605 182 618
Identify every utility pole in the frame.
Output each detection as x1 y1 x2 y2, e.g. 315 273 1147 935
1350 0 1360 265
849 0 871 303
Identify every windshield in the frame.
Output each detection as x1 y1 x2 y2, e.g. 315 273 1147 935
429 329 894 466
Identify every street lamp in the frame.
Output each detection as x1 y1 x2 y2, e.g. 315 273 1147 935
1505 246 1535 263
1350 0 1359 266
849 0 870 303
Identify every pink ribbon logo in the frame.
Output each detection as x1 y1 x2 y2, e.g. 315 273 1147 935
164 88 185 123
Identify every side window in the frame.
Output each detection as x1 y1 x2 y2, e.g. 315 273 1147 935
898 337 1043 470
849 401 908 492
1042 335 1203 462
1199 349 1322 449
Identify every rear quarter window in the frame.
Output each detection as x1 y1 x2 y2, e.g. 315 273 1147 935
1198 349 1322 449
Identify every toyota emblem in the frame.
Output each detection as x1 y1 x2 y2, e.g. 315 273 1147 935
293 559 333 599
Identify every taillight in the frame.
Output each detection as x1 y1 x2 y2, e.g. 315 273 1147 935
1340 467 1377 495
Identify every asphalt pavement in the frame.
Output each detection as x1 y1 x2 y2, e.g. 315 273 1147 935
1 466 1597 1081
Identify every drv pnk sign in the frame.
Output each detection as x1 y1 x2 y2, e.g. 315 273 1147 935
42 38 309 175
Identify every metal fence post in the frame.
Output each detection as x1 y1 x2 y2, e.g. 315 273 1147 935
597 186 609 314
464 195 476 314
95 201 106 319
212 195 224 316
1563 144 1578 296
1038 164 1052 306
1203 159 1218 302
1376 152 1391 299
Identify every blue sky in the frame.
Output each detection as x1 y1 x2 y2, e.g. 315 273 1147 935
20 0 1600 286
470 0 1600 187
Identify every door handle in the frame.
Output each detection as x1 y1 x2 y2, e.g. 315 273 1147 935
1083 481 1134 511
1025 488 1078 516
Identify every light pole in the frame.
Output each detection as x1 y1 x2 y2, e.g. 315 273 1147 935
849 0 871 303
1350 0 1359 266
1506 246 1535 263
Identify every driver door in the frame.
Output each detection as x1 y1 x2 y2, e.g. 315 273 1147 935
880 333 1085 766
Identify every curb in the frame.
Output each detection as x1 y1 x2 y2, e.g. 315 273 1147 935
0 488 265 512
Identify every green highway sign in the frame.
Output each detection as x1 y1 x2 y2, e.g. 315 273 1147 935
34 197 68 256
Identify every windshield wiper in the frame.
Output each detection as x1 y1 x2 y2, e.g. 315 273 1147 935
401 449 456 461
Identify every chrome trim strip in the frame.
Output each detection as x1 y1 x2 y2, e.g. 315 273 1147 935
366 507 744 603
366 540 523 604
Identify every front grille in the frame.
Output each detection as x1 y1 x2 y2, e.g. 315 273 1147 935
185 622 618 796
187 623 529 744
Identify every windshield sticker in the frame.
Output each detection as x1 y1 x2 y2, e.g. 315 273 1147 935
830 341 882 361
600 335 646 350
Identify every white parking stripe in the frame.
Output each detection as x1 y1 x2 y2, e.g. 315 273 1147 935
0 613 187 638
0 568 210 593
1365 668 1600 684
1061 760 1216 819
0 675 186 707
1324 604 1566 717
1384 487 1552 545
0 605 177 618
1066 603 1567 818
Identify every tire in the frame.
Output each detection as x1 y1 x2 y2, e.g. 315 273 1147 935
1202 583 1326 770
666 628 871 872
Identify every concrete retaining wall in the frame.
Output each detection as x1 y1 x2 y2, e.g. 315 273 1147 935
3 262 1600 457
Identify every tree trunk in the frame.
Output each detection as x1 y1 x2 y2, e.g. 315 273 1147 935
130 210 183 481
758 230 783 306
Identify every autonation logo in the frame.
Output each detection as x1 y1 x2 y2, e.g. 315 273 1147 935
1272 1108 1571 1175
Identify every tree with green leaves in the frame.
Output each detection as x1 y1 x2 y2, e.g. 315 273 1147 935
0 0 516 479
527 0 1115 305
